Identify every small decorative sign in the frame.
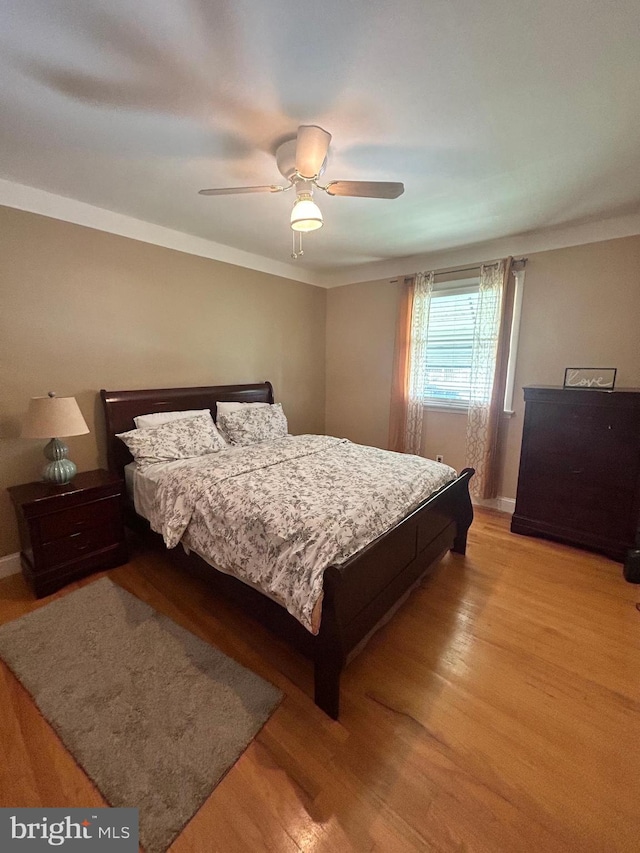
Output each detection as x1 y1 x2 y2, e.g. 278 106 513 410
563 367 617 390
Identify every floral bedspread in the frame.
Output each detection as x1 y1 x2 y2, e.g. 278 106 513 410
140 435 457 633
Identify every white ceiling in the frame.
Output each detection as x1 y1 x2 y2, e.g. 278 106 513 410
1 0 640 279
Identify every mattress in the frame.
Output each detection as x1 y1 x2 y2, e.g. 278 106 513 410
124 462 136 500
125 460 168 522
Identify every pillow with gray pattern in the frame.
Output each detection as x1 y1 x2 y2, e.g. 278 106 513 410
218 403 288 446
117 412 227 466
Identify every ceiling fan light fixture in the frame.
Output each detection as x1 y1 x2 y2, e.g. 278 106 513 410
290 194 323 232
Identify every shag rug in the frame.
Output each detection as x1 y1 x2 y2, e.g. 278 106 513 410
0 577 282 853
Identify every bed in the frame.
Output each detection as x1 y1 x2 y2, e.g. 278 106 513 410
100 382 474 719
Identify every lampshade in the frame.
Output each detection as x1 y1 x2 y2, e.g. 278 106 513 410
290 195 323 232
22 393 89 439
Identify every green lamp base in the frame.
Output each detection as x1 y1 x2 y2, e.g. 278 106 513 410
42 438 77 485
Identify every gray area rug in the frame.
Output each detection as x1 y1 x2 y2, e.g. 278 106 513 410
0 577 282 853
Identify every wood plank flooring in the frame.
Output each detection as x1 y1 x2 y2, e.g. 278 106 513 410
0 509 638 852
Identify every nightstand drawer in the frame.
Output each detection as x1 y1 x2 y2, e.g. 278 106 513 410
38 496 120 543
40 521 121 568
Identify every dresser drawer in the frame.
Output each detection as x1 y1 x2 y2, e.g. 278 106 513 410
515 471 637 542
25 544 128 598
39 521 121 569
38 496 120 543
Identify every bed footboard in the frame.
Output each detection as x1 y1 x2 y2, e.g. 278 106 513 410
314 468 474 718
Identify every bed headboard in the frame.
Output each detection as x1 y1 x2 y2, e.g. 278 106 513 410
100 381 274 478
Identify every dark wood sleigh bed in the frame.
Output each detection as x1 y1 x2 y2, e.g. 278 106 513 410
100 381 474 719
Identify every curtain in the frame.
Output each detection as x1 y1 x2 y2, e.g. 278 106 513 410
388 271 434 454
466 257 514 498
388 277 415 452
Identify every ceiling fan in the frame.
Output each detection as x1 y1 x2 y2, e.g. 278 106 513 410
198 125 405 257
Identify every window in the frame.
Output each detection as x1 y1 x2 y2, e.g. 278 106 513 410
415 269 525 413
419 280 481 410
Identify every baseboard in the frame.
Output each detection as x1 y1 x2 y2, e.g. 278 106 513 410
473 496 516 515
0 552 21 579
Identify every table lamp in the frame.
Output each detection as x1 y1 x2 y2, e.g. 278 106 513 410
22 392 90 484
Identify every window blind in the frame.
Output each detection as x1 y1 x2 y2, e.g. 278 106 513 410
420 288 479 407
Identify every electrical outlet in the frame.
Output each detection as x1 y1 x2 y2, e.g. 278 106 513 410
435 454 444 463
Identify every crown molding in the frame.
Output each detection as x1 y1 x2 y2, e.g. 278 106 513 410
2 178 639 290
316 211 640 288
0 178 320 287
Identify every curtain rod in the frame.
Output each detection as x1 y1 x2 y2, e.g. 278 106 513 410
390 256 527 283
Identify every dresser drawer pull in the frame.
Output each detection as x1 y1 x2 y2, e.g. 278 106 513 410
570 469 584 474
70 532 90 551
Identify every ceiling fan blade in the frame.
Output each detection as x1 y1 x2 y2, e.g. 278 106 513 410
325 180 405 199
295 125 332 178
198 185 282 196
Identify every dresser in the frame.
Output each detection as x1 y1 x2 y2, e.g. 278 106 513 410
8 469 128 597
511 386 640 578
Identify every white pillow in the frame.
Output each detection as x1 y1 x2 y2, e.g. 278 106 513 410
218 403 288 446
134 408 213 429
117 413 227 466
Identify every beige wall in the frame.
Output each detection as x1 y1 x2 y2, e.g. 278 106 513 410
0 206 326 556
326 278 400 448
326 234 640 498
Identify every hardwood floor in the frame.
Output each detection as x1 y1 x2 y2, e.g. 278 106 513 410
0 508 638 852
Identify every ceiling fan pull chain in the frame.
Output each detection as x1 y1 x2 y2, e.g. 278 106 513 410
290 231 304 259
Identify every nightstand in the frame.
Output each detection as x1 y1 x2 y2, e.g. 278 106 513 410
8 469 128 598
